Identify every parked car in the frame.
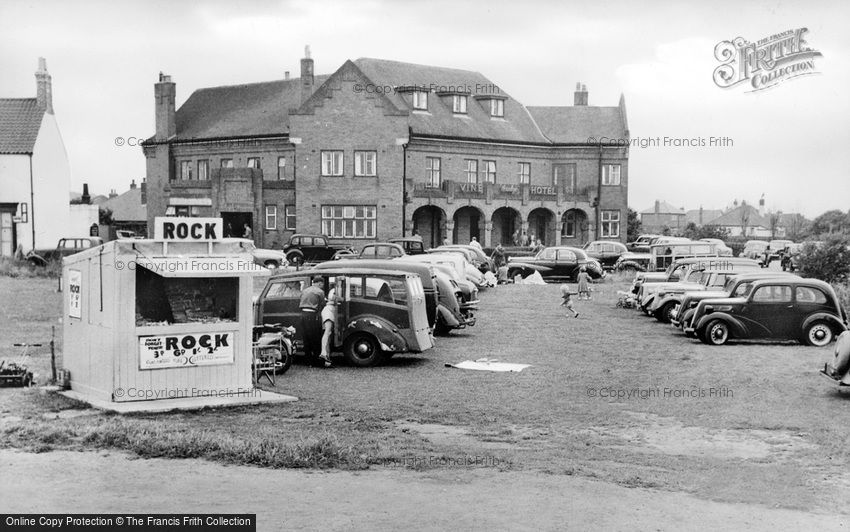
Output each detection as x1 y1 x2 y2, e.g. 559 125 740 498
648 240 718 272
672 271 799 333
398 253 480 310
700 238 733 256
649 267 761 323
256 268 434 366
626 234 661 253
388 237 426 255
639 258 762 315
506 246 604 282
583 241 628 269
312 259 438 329
820 330 850 386
613 252 652 273
741 240 768 261
689 278 848 346
252 247 288 269
436 245 493 273
633 256 758 296
358 242 406 259
26 237 104 266
282 234 353 266
426 248 486 287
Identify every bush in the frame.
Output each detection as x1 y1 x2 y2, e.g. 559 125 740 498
0 257 61 279
797 235 850 284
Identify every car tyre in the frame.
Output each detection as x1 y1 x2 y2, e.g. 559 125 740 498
704 320 730 346
286 251 305 267
343 333 384 367
656 301 677 323
803 321 834 347
277 344 293 374
264 260 279 269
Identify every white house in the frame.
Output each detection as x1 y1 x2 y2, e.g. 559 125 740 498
0 58 72 256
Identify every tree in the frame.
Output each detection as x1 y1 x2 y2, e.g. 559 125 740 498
784 213 811 241
797 235 850 283
682 222 730 241
626 208 642 242
99 207 113 226
768 211 783 239
738 201 751 237
810 210 850 236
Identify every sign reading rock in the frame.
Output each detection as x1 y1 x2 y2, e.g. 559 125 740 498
154 217 223 242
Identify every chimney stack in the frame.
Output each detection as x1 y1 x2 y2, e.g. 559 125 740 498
140 178 147 205
109 189 118 199
81 184 91 205
35 57 54 114
574 82 588 106
654 200 660 214
154 72 176 141
285 71 290 80
301 45 314 104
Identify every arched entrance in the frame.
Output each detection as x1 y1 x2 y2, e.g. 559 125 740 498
528 208 555 246
561 209 589 246
492 207 521 246
412 205 446 249
452 206 483 245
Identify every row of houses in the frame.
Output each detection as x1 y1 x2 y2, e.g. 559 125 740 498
640 198 805 238
142 48 630 249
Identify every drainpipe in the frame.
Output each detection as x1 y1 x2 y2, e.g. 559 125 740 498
402 127 410 237
28 154 35 251
596 145 603 240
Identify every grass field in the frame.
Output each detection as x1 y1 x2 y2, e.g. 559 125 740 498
1 274 849 513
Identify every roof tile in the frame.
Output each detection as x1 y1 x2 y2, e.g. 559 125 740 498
0 99 44 154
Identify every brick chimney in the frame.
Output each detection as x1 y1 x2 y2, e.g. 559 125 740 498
109 189 118 199
574 82 588 106
154 72 176 141
140 178 146 205
654 200 660 214
81 183 91 205
301 45 314 104
35 57 53 114
285 70 290 80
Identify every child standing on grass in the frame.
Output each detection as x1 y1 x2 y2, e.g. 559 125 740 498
576 266 591 300
560 284 579 318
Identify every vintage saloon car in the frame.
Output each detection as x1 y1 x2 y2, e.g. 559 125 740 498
636 257 761 309
506 247 604 282
583 240 628 270
649 269 753 323
282 234 354 266
688 278 847 346
256 268 433 366
672 271 798 333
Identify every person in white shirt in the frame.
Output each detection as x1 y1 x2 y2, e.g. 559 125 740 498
469 236 482 250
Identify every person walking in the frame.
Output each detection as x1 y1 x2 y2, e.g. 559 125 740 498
298 277 326 365
576 266 591 300
242 223 253 239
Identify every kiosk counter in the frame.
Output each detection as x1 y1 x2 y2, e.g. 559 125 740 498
62 236 269 404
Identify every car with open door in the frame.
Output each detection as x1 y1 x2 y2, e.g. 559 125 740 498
256 268 433 366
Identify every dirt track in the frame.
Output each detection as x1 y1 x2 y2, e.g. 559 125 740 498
1 449 846 531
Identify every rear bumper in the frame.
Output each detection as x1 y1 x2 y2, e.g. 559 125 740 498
820 363 850 386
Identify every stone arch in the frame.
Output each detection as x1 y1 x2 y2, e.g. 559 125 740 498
451 205 485 245
528 207 557 246
491 206 522 246
412 205 447 249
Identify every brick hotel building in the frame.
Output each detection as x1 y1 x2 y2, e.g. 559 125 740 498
142 49 629 249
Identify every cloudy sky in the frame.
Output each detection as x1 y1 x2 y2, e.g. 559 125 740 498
1 0 847 217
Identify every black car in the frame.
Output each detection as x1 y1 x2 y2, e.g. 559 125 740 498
583 240 628 269
506 246 605 282
690 278 847 346
282 234 352 265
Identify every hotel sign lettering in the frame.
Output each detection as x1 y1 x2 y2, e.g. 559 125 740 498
529 186 557 195
458 183 484 194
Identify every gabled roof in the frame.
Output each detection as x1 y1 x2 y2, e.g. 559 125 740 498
640 201 684 215
100 187 146 222
0 99 45 154
527 105 626 144
685 209 724 225
705 205 769 228
174 75 329 140
353 58 550 143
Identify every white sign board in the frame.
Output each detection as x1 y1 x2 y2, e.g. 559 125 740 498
68 269 82 319
154 217 223 242
139 332 234 370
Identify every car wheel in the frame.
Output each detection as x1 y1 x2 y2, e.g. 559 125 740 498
433 317 450 336
704 320 730 346
286 251 305 267
656 302 677 323
804 321 834 347
343 333 384 367
264 260 279 269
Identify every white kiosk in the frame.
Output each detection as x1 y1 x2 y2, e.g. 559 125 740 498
62 217 295 411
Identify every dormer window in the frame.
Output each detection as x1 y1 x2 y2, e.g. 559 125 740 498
413 90 428 111
490 99 504 117
452 95 467 114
